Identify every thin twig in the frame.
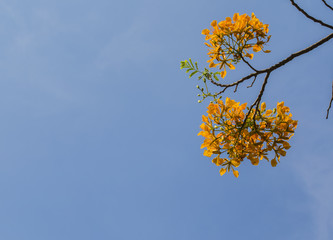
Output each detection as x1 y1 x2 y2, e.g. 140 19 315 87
253 72 271 118
326 81 333 119
247 76 257 88
207 71 261 88
241 55 259 72
216 87 228 96
290 0 333 30
238 72 271 136
234 84 238 93
322 0 333 11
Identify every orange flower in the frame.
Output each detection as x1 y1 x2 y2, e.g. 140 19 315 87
198 98 297 177
202 13 271 78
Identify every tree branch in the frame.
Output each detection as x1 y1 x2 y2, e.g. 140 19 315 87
208 33 333 89
205 33 333 119
269 33 333 71
241 56 258 72
236 72 270 137
290 0 333 30
247 76 257 88
322 0 333 11
253 72 270 117
326 81 333 119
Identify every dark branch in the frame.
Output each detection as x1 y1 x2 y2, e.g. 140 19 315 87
247 76 257 88
205 33 333 119
216 87 228 96
322 0 333 11
241 56 258 72
208 33 333 89
326 81 333 119
270 33 333 71
253 72 271 117
234 84 238 93
207 71 262 88
290 0 333 30
238 72 271 135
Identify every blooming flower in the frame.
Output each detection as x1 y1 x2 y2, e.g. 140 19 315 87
202 13 271 78
198 98 297 177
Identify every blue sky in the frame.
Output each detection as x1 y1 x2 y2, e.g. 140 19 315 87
0 0 332 239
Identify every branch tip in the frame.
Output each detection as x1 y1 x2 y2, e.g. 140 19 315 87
326 80 333 119
322 0 333 11
290 0 333 30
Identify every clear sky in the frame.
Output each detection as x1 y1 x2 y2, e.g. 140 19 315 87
0 0 332 239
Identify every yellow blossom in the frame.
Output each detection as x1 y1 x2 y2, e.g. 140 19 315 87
233 170 239 178
198 98 297 177
202 13 271 77
220 168 227 176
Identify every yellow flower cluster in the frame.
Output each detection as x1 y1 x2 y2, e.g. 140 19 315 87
202 13 271 78
198 98 298 177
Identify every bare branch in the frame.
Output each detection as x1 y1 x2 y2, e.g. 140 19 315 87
326 81 333 119
269 33 333 71
208 71 262 89
238 72 271 136
205 32 333 120
322 0 333 11
290 0 333 30
253 72 271 118
216 87 228 96
247 76 257 88
208 33 333 90
241 55 259 72
234 84 238 93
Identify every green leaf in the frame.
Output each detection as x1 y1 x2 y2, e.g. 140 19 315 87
189 71 198 78
213 72 221 81
189 58 194 68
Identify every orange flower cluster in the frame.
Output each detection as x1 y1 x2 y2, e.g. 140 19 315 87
198 98 298 177
202 13 271 78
